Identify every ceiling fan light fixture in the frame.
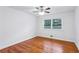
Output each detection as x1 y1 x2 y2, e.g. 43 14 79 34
33 6 51 15
38 11 45 15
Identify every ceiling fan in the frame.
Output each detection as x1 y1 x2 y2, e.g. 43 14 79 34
33 6 51 15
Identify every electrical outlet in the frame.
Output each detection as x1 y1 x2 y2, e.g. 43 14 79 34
50 35 53 37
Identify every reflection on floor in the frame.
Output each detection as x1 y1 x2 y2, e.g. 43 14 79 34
0 36 78 53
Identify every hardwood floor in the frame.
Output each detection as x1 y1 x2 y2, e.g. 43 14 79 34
0 36 78 53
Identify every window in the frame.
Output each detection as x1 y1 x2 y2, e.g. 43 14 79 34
44 20 51 29
52 19 62 29
44 19 62 29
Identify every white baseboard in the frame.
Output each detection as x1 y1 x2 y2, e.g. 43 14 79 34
38 35 73 42
0 35 36 50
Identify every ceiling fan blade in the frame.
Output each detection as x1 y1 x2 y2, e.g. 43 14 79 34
40 6 43 8
35 7 39 9
45 11 50 13
46 7 50 10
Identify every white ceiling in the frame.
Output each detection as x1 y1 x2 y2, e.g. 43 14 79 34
9 6 76 16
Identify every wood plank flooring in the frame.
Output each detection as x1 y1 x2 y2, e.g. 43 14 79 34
0 36 78 53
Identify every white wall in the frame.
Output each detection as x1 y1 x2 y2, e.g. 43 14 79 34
37 11 76 42
0 7 37 49
75 7 79 48
0 6 78 49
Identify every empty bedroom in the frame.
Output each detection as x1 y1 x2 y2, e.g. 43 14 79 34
0 6 79 53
